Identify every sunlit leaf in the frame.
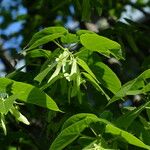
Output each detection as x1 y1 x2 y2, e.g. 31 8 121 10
76 30 95 36
61 33 79 44
108 69 150 105
28 27 68 46
0 114 7 135
0 78 61 112
115 101 150 129
77 58 99 83
80 33 122 60
10 106 30 125
34 61 57 83
0 95 17 114
105 124 150 149
26 49 51 58
82 72 110 100
26 33 63 50
92 62 121 94
50 113 107 150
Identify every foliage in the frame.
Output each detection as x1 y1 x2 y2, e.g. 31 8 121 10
0 26 150 150
0 0 150 150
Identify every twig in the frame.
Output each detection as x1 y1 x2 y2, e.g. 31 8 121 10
0 46 15 73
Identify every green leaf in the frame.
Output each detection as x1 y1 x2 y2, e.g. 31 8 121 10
82 72 110 100
0 78 61 112
105 124 150 149
50 114 107 150
125 82 150 95
51 113 149 150
10 106 30 125
0 95 17 114
26 49 51 58
92 62 121 94
62 113 98 130
0 114 7 135
6 66 25 79
125 33 139 53
75 47 93 63
50 119 91 150
108 69 150 105
34 61 57 83
82 139 110 150
48 62 62 83
76 71 83 104
82 0 91 21
26 33 63 50
77 58 99 83
0 78 13 93
40 74 63 91
28 27 68 46
80 33 122 60
95 0 102 15
76 30 95 36
61 33 79 44
114 101 150 129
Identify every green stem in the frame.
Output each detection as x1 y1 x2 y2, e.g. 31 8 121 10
53 40 66 51
80 134 96 140
90 127 98 137
74 48 87 56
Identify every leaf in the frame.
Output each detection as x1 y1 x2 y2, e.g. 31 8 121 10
124 83 150 95
0 114 7 135
26 33 63 50
50 114 107 150
82 0 91 21
28 27 68 46
77 58 99 83
6 66 25 79
92 62 121 94
62 113 98 130
61 33 79 44
114 101 150 129
50 119 91 150
50 113 149 150
80 33 122 60
48 62 62 83
82 139 110 150
125 33 139 53
0 78 61 112
40 74 63 91
82 72 110 100
0 95 17 114
75 47 93 63
105 124 150 149
76 71 83 104
0 78 13 93
95 0 102 15
34 61 57 83
108 69 150 105
10 106 30 125
76 30 95 36
69 58 78 81
26 49 51 58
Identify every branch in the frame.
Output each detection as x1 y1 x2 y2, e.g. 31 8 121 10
122 1 150 17
0 46 15 73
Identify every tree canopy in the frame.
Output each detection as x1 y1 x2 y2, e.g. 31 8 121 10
0 0 150 150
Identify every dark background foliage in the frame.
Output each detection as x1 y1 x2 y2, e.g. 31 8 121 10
0 0 150 149
1 0 150 77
